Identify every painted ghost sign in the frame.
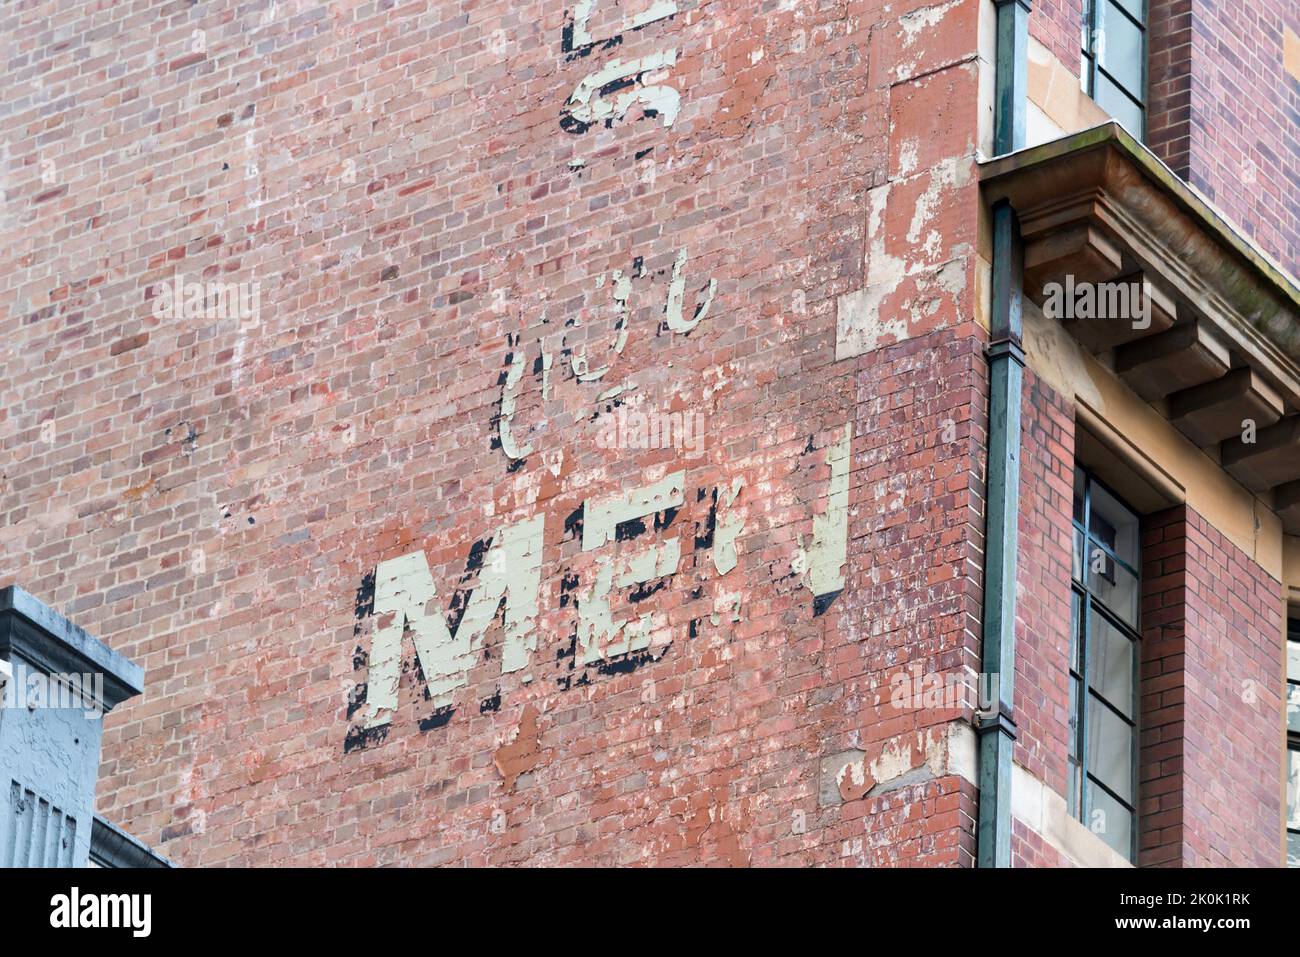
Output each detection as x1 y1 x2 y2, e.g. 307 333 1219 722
560 0 681 133
344 3 854 753
345 436 851 753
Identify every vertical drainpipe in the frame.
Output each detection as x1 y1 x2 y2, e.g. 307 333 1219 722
977 0 1030 869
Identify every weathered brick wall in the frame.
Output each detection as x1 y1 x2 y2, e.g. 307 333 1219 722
1146 0 1300 276
1140 505 1285 867
825 326 987 867
0 0 988 865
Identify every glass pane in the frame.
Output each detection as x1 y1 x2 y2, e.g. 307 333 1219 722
1088 482 1140 568
1288 639 1300 682
1081 0 1094 51
1073 467 1086 524
1086 781 1133 859
1289 831 1300 869
1088 546 1139 628
1100 2 1145 95
1112 0 1144 24
1072 527 1085 583
1070 590 1083 672
1094 72 1145 138
1087 692 1134 803
1288 682 1300 735
1089 611 1135 717
1289 749 1300 831
1068 757 1082 817
1069 676 1081 759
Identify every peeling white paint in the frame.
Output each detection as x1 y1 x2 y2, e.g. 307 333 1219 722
709 590 742 626
891 0 964 81
572 270 632 381
899 0 960 43
891 1 963 83
577 536 681 663
835 183 907 360
907 156 970 258
363 516 545 728
711 478 745 575
596 382 634 402
583 470 685 552
568 0 678 48
564 51 681 131
499 349 533 460
803 424 851 600
577 472 685 664
664 248 717 333
836 286 908 359
897 139 919 177
835 156 971 359
832 723 973 802
540 349 553 401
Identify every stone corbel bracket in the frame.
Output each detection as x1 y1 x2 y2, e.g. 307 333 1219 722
980 122 1300 532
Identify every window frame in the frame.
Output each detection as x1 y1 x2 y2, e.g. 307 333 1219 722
1080 0 1149 141
1070 465 1141 861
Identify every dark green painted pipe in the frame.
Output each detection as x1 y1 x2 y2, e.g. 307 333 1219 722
977 0 1031 869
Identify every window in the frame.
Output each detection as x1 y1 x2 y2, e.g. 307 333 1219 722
1070 466 1140 860
1080 0 1148 140
1288 618 1300 867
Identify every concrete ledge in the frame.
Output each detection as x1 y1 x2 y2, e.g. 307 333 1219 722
90 816 174 869
1011 763 1132 868
980 122 1300 529
0 586 143 711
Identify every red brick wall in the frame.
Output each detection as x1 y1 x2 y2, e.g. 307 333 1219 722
1146 0 1300 276
1146 0 1193 176
1011 372 1286 868
1012 816 1072 866
1031 0 1083 77
1034 0 1300 277
1013 368 1074 804
1139 506 1284 867
0 0 988 866
1137 505 1187 866
825 325 988 867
